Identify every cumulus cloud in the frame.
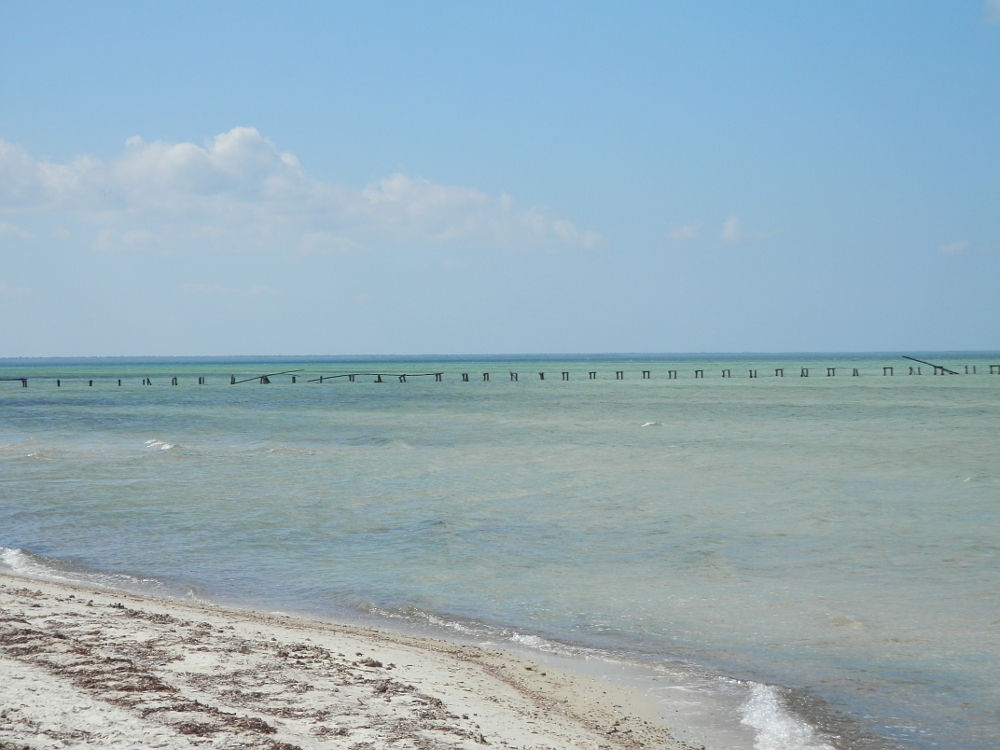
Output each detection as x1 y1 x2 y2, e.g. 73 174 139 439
0 127 600 254
94 228 162 253
0 221 34 241
181 283 276 298
939 240 967 255
299 231 362 256
720 215 743 242
668 222 702 241
719 215 769 243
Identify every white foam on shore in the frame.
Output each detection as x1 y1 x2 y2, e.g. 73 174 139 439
0 547 843 750
405 614 841 750
363 603 764 749
740 683 835 750
0 546 200 600
1 547 74 582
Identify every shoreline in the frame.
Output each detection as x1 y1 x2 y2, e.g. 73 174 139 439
0 572 696 750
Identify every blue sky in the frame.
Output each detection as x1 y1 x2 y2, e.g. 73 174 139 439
1 1 998 356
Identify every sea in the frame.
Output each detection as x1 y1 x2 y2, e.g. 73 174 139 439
1 354 997 750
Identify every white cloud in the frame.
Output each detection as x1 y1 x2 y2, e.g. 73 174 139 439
986 0 1000 23
720 215 742 242
719 215 770 243
181 283 276 298
299 231 362 256
0 128 601 254
94 228 162 253
939 240 968 255
0 221 34 241
668 222 702 241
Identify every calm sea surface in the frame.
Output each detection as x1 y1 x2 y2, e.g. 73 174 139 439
1 355 997 750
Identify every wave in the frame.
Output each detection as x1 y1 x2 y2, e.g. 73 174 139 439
364 603 599 657
0 547 883 750
363 602 848 750
142 438 200 457
741 684 836 750
0 546 203 600
0 438 52 461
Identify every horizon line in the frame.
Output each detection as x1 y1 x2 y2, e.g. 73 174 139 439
2 350 999 364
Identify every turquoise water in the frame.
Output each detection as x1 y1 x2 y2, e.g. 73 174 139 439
1 355 998 750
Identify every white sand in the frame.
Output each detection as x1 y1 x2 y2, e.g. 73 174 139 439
0 573 695 750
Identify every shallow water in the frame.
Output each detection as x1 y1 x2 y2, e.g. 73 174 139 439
1 354 998 750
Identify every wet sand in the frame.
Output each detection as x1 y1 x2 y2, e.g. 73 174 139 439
0 573 696 750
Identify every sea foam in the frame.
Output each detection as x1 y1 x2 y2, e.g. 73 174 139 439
741 684 835 750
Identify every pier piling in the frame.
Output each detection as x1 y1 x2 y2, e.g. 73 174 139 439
33 360 976 395
903 356 958 375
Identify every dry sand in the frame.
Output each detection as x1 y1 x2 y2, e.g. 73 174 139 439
0 573 697 750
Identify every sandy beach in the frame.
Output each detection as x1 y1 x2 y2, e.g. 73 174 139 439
0 573 693 750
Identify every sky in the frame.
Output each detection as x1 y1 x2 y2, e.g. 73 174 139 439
1 1 998 357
